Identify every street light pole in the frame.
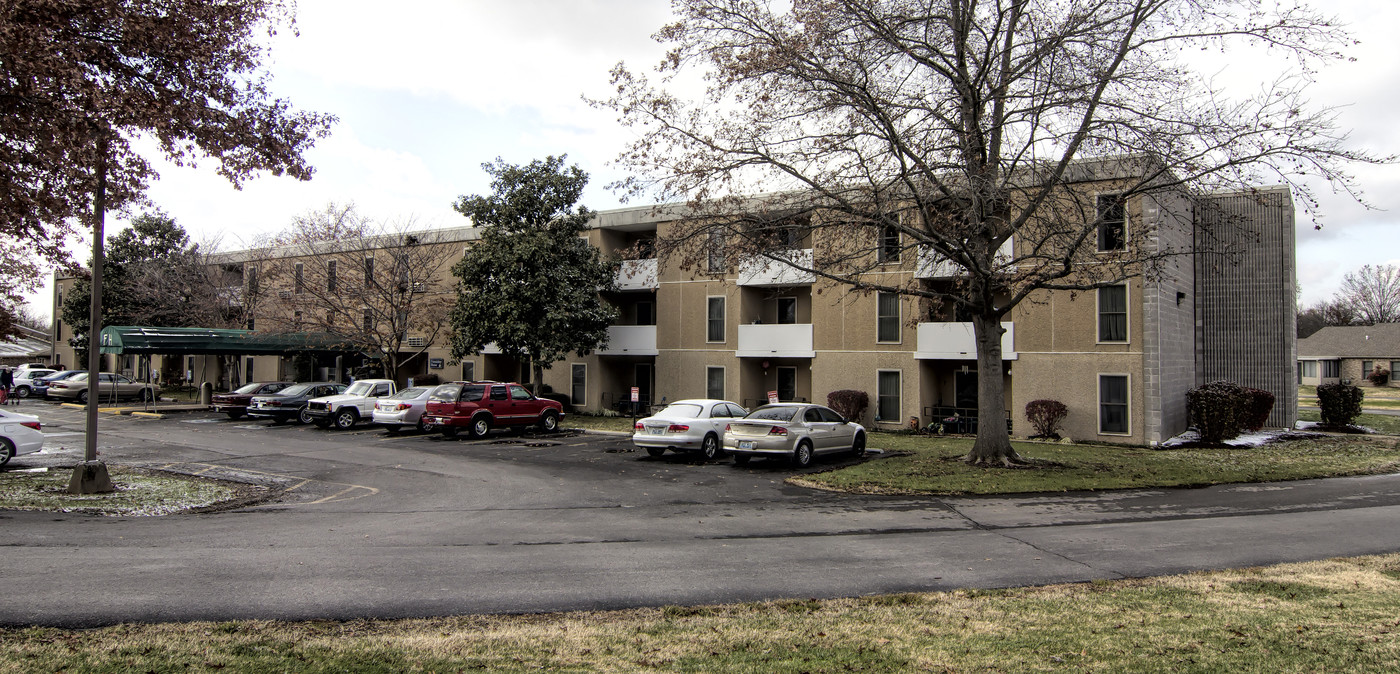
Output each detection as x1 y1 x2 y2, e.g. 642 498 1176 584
70 129 113 494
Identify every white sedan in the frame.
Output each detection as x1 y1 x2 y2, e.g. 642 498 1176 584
371 386 435 433
632 399 748 461
0 408 44 467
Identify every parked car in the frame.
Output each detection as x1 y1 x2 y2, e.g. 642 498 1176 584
307 378 397 429
211 381 297 419
722 403 866 468
46 372 160 404
422 381 564 439
632 399 748 461
32 370 84 399
246 382 347 424
11 369 57 398
371 386 435 433
0 408 43 467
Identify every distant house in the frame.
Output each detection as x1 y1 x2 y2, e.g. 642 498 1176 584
1297 324 1400 387
0 325 52 367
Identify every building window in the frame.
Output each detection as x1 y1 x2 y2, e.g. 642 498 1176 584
294 262 304 294
245 357 255 383
327 260 337 293
777 297 797 324
878 225 900 262
571 364 586 406
293 311 302 329
1322 360 1340 378
462 361 475 381
364 257 374 286
877 292 900 343
1097 194 1126 252
706 366 725 400
1099 374 1129 434
1391 361 1400 379
1098 285 1128 342
877 370 900 422
245 317 255 330
363 309 373 331
707 230 726 273
707 297 725 343
246 265 258 294
1300 360 1317 378
1363 361 1374 380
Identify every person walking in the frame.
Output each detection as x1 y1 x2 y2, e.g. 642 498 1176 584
0 367 13 405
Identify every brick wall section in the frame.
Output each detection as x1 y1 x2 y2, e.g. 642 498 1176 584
1194 188 1298 428
1141 191 1197 444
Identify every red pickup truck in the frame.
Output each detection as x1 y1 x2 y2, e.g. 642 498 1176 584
421 380 564 439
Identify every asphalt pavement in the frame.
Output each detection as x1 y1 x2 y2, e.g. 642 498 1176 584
4 402 1400 627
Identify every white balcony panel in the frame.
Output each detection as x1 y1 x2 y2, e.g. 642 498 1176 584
914 322 1017 360
615 258 658 291
595 325 658 356
736 323 815 358
737 249 815 287
480 342 503 354
915 240 1014 279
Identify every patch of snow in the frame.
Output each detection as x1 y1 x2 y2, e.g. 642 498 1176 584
1161 428 1294 448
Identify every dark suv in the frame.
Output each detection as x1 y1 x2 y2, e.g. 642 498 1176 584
422 381 564 438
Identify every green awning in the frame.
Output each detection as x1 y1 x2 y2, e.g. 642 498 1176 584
97 326 360 356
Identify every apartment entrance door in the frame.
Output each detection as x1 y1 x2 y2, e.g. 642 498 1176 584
634 363 654 407
954 370 978 409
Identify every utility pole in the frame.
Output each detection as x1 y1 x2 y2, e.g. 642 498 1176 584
71 128 113 494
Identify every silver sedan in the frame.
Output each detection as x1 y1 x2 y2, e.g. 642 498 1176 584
722 403 867 468
371 386 435 433
632 399 747 461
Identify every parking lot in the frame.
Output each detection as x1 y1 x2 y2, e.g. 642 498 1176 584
7 398 1400 627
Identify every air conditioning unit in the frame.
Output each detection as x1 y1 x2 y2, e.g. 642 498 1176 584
406 336 428 348
278 290 292 299
411 281 427 292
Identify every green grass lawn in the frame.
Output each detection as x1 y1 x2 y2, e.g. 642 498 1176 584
797 434 1400 495
4 554 1398 672
1297 409 1400 436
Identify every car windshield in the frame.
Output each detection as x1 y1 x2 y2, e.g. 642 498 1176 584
233 383 266 394
745 406 799 422
345 381 375 396
389 387 429 400
278 384 313 396
656 403 703 419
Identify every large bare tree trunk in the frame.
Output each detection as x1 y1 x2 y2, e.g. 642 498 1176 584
965 312 1019 465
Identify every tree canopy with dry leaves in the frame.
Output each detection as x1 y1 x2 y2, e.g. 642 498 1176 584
598 0 1388 464
0 0 335 270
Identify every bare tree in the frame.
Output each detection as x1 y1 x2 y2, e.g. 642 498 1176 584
597 0 1387 465
252 203 460 382
1336 264 1400 325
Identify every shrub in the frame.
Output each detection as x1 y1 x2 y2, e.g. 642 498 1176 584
1024 399 1068 438
1369 368 1391 386
827 389 869 423
1316 382 1364 427
1241 388 1275 432
1186 380 1251 443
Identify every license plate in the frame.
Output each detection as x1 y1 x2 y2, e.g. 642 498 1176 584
647 427 664 435
737 440 755 450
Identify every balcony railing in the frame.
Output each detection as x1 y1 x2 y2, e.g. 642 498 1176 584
915 240 1014 279
736 323 815 358
615 258 658 291
595 325 658 356
914 322 1017 360
737 249 815 287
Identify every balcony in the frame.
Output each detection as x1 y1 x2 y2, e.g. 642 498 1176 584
738 249 815 287
736 323 815 358
915 240 1014 279
595 325 658 356
914 322 1017 360
480 343 502 355
615 258 658 291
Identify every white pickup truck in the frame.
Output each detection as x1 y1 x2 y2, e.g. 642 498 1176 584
305 378 397 429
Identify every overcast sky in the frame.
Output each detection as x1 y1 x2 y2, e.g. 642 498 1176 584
27 0 1400 313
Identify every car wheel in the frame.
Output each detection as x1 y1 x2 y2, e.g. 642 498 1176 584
416 416 432 433
297 406 313 425
139 389 153 403
790 441 813 469
0 438 14 467
77 390 89 404
226 410 245 420
646 447 666 458
441 426 459 439
732 454 751 466
334 409 358 430
468 415 491 439
538 410 559 432
699 433 719 461
14 386 29 399
851 432 867 458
